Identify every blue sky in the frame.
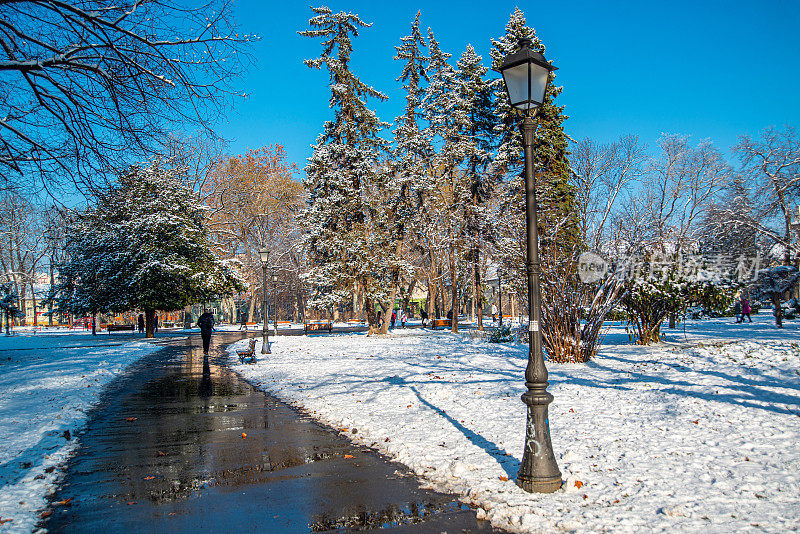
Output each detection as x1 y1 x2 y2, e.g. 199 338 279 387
215 0 800 170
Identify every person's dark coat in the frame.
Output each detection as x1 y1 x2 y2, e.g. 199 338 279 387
197 312 214 333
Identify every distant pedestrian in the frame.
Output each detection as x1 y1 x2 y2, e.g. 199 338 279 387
420 309 428 327
734 300 742 323
239 313 247 331
197 309 215 355
400 309 407 328
491 304 498 323
391 310 397 329
740 297 752 323
446 309 453 321
153 315 159 333
137 313 144 334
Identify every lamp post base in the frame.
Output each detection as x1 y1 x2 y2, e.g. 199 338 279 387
517 402 562 493
516 474 562 493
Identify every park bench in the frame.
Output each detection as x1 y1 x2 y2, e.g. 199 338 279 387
431 319 451 328
237 338 257 364
107 324 135 332
304 321 333 334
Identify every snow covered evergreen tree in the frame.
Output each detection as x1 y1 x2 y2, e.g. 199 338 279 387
392 11 430 199
56 160 244 337
421 30 473 332
454 44 495 330
300 7 399 334
0 281 24 335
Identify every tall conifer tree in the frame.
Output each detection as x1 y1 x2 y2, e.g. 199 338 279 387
300 6 396 334
455 44 495 329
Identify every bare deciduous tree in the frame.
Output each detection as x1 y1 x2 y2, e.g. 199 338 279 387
0 0 252 195
734 126 800 264
571 135 646 252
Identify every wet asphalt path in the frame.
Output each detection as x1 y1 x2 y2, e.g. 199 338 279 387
43 332 495 533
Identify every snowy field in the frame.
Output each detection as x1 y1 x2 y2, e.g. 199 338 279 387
228 313 800 533
0 333 163 533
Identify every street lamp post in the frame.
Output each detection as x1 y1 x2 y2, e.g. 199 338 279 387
497 38 562 493
259 248 271 354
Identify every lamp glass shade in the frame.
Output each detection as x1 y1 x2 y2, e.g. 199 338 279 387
271 275 278 282
258 248 269 263
502 61 549 110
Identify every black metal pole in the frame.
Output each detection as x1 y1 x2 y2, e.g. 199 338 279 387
516 113 562 493
261 264 270 354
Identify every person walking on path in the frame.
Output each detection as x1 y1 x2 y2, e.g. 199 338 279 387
734 300 743 323
400 309 407 328
197 309 215 355
239 313 247 331
137 313 145 334
491 304 498 323
390 310 397 329
420 309 428 327
740 297 752 323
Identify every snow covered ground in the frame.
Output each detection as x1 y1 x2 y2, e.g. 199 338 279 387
0 333 163 533
228 313 800 533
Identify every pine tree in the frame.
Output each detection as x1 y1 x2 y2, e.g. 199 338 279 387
455 44 495 330
421 29 472 332
56 160 244 337
300 7 399 334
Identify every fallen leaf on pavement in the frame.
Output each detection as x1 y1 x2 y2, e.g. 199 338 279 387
241 432 247 439
143 476 155 480
344 454 354 459
126 501 137 506
125 417 137 422
40 510 52 519
0 518 12 525
499 476 508 481
574 480 583 489
54 498 73 506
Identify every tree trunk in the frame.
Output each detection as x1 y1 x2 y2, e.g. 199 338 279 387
511 292 516 321
773 293 783 328
669 312 676 329
449 245 458 333
427 270 437 329
145 308 156 338
31 281 38 327
365 295 379 335
352 281 358 321
403 280 415 316
379 285 397 335
91 312 96 336
248 292 257 323
48 261 55 326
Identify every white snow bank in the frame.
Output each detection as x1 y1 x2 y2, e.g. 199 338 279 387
0 335 162 533
227 322 800 533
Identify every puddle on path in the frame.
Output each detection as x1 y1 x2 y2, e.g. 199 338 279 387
43 333 495 533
